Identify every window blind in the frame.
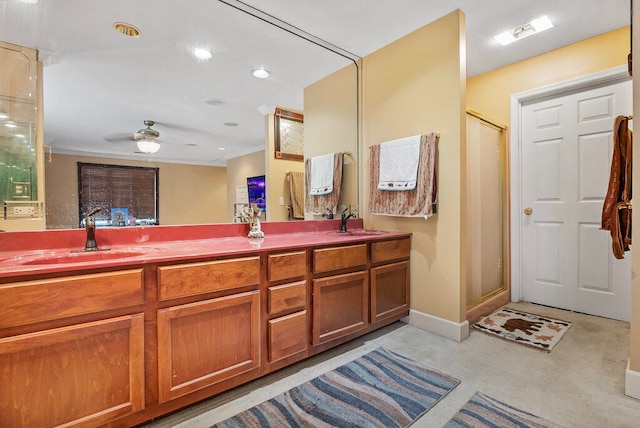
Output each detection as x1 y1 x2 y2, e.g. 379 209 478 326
77 162 159 227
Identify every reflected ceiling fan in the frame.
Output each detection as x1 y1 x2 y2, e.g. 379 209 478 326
103 119 163 154
133 120 161 153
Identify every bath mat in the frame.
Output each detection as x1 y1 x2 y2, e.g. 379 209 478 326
443 391 564 427
472 307 571 352
211 347 460 427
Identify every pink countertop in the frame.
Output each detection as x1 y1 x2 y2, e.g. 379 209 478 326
0 220 411 279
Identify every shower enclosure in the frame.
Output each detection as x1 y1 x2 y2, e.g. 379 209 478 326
465 111 509 313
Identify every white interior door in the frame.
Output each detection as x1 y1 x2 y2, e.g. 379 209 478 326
520 79 632 321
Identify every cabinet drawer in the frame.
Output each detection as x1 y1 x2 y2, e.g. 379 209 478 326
313 244 367 274
268 280 306 315
158 256 260 300
268 251 306 282
0 269 144 329
268 310 308 363
371 238 411 263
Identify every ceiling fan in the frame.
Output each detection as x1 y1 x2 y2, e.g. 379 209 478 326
103 120 163 154
133 120 161 153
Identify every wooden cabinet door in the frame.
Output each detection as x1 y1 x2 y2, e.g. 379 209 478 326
157 291 260 403
312 271 368 345
371 261 410 323
0 314 144 428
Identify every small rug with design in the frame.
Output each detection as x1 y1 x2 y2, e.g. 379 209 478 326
472 307 571 352
211 347 460 427
443 391 564 427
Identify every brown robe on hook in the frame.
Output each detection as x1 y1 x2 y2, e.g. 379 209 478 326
601 115 632 259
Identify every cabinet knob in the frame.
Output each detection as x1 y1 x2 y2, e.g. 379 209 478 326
523 207 533 215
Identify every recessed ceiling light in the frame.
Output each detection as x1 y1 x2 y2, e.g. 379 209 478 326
205 98 226 106
494 15 554 46
114 22 140 37
224 122 238 127
218 147 227 151
252 67 270 79
192 48 213 61
19 0 39 4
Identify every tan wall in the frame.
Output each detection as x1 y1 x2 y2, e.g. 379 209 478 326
362 10 467 323
265 114 304 221
45 154 227 229
467 27 630 126
305 62 359 213
226 150 266 222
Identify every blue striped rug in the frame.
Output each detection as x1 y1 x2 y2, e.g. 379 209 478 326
444 392 563 428
212 348 460 427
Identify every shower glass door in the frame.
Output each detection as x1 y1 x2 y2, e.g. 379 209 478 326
466 112 508 307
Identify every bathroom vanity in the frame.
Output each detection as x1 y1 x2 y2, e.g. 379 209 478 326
0 220 410 427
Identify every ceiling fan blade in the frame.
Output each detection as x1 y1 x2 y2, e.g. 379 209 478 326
152 121 197 133
104 133 134 143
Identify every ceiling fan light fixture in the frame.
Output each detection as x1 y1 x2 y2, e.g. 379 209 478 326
252 67 270 79
136 140 161 154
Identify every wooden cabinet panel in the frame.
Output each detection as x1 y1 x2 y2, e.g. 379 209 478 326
371 261 410 323
371 238 411 264
312 271 368 345
268 251 306 282
158 256 260 300
0 269 144 328
313 244 367 274
268 310 307 363
157 291 260 403
0 314 144 427
268 280 307 315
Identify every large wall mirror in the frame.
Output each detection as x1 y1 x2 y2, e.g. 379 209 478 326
0 0 359 230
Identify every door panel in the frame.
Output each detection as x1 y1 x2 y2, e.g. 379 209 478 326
521 80 631 321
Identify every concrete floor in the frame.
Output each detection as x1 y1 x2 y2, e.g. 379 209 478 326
143 302 640 427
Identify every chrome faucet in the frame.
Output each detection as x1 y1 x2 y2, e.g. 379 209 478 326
84 207 101 251
340 207 356 233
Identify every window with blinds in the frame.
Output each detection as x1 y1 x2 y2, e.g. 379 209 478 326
78 162 159 227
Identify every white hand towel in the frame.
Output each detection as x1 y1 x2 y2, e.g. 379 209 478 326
309 153 334 195
378 135 421 190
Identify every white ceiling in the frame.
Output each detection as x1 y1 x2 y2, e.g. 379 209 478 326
0 0 631 166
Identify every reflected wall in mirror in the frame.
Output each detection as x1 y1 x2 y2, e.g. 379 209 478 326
0 0 359 231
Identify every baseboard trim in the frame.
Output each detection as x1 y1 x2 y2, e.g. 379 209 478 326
625 360 640 400
409 309 469 342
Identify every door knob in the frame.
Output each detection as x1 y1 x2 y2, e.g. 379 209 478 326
524 207 533 215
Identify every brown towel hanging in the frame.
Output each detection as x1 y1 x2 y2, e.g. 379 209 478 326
601 115 632 259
